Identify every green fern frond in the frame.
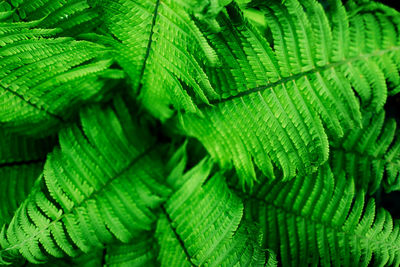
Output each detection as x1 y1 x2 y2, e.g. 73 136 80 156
0 129 54 227
24 249 102 267
104 234 157 266
177 0 400 186
8 0 101 35
0 0 399 266
331 110 400 194
89 0 219 119
0 97 169 264
0 132 275 266
155 155 274 267
0 21 123 135
243 164 400 266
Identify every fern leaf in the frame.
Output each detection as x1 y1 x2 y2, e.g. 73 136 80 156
0 130 54 227
156 156 275 267
0 21 123 135
104 235 157 267
331 110 400 194
177 0 400 186
43 237 158 267
0 134 276 266
243 164 400 266
1 0 399 265
89 0 219 119
0 97 170 264
8 0 101 35
24 249 103 267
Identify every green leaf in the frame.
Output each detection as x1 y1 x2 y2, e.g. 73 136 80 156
0 21 122 135
90 0 219 119
0 97 170 264
156 157 274 267
104 235 157 267
0 129 54 227
178 0 400 185
330 110 400 194
9 0 101 36
0 0 399 266
243 164 400 266
0 135 275 266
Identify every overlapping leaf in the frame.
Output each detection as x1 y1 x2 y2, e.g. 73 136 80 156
8 0 101 36
156 153 276 267
0 0 399 266
331 110 400 194
90 0 219 119
179 0 400 185
0 97 169 264
243 164 400 266
0 99 275 266
0 129 54 227
0 19 123 135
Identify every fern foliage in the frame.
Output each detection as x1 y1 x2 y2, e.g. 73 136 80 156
0 130 54 227
0 0 400 266
156 155 275 267
331 110 400 194
104 235 157 266
243 164 400 266
0 98 169 263
0 21 123 135
89 0 220 119
0 100 274 266
180 0 400 185
8 0 102 35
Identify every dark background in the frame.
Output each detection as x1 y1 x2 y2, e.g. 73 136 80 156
377 0 400 9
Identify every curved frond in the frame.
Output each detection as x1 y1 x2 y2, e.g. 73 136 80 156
8 0 101 36
104 234 157 266
0 0 399 266
243 164 400 266
155 153 275 267
0 129 54 227
0 21 123 135
39 238 155 267
331 110 400 194
178 0 400 185
25 249 102 267
0 136 276 266
0 97 170 264
89 0 219 119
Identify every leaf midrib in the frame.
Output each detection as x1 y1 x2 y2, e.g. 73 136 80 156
0 144 156 255
200 46 400 107
1 84 64 122
136 0 160 91
239 192 400 253
161 205 196 267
